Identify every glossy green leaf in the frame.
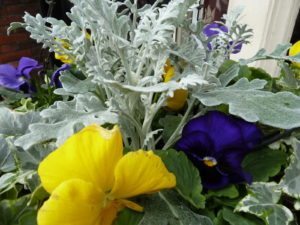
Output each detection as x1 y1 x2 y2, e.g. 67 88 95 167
0 195 37 225
156 149 205 208
242 148 287 182
159 115 182 143
222 208 263 225
114 208 143 225
207 185 239 199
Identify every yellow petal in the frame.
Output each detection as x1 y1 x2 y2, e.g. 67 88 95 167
117 199 144 212
37 179 104 225
99 202 121 225
54 53 74 64
166 89 188 111
163 65 175 82
289 41 300 68
110 150 176 199
38 125 123 193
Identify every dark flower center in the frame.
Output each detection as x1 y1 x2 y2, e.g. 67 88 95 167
203 156 217 167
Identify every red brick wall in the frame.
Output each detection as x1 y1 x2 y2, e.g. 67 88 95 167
0 0 41 64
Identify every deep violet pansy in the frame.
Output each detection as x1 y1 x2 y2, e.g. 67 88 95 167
203 22 243 54
51 64 71 88
175 111 262 190
0 57 42 93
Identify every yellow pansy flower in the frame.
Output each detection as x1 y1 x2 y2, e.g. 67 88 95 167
289 41 300 68
163 59 188 111
37 124 176 225
54 39 74 64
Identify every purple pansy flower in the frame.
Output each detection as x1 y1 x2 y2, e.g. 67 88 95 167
203 22 229 37
51 64 70 88
175 111 262 190
203 22 243 54
0 57 42 93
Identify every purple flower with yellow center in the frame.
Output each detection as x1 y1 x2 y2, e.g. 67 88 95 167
0 57 42 93
203 22 243 54
175 111 262 189
51 64 70 88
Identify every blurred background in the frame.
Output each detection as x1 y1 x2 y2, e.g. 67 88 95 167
0 0 299 75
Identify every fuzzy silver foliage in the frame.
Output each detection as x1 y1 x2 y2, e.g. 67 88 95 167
8 0 300 151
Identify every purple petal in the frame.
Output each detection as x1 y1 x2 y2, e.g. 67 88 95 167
200 165 230 189
176 131 215 159
182 111 246 152
17 57 42 78
51 64 71 88
234 118 262 149
203 22 228 37
229 41 243 54
0 64 25 90
230 170 252 184
176 111 261 189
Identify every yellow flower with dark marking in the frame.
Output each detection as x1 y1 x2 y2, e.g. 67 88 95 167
163 59 188 111
37 125 176 225
289 41 300 68
54 39 74 64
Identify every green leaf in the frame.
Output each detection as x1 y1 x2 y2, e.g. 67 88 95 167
242 148 287 182
28 185 49 206
138 191 213 225
207 185 239 199
280 139 300 198
159 115 182 143
156 149 205 208
235 182 294 225
219 63 240 87
222 208 263 225
0 137 16 172
0 171 36 195
114 208 143 225
0 195 37 225
18 210 37 225
0 173 17 194
194 78 300 129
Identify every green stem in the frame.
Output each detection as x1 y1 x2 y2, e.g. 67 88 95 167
162 98 196 150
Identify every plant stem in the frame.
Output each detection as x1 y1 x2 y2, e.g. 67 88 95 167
162 98 196 150
253 127 300 150
142 93 167 149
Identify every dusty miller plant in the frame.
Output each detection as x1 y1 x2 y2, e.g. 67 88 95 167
1 0 300 224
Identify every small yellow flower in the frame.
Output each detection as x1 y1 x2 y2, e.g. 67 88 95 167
37 125 176 225
289 41 300 68
54 39 74 64
163 59 188 111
